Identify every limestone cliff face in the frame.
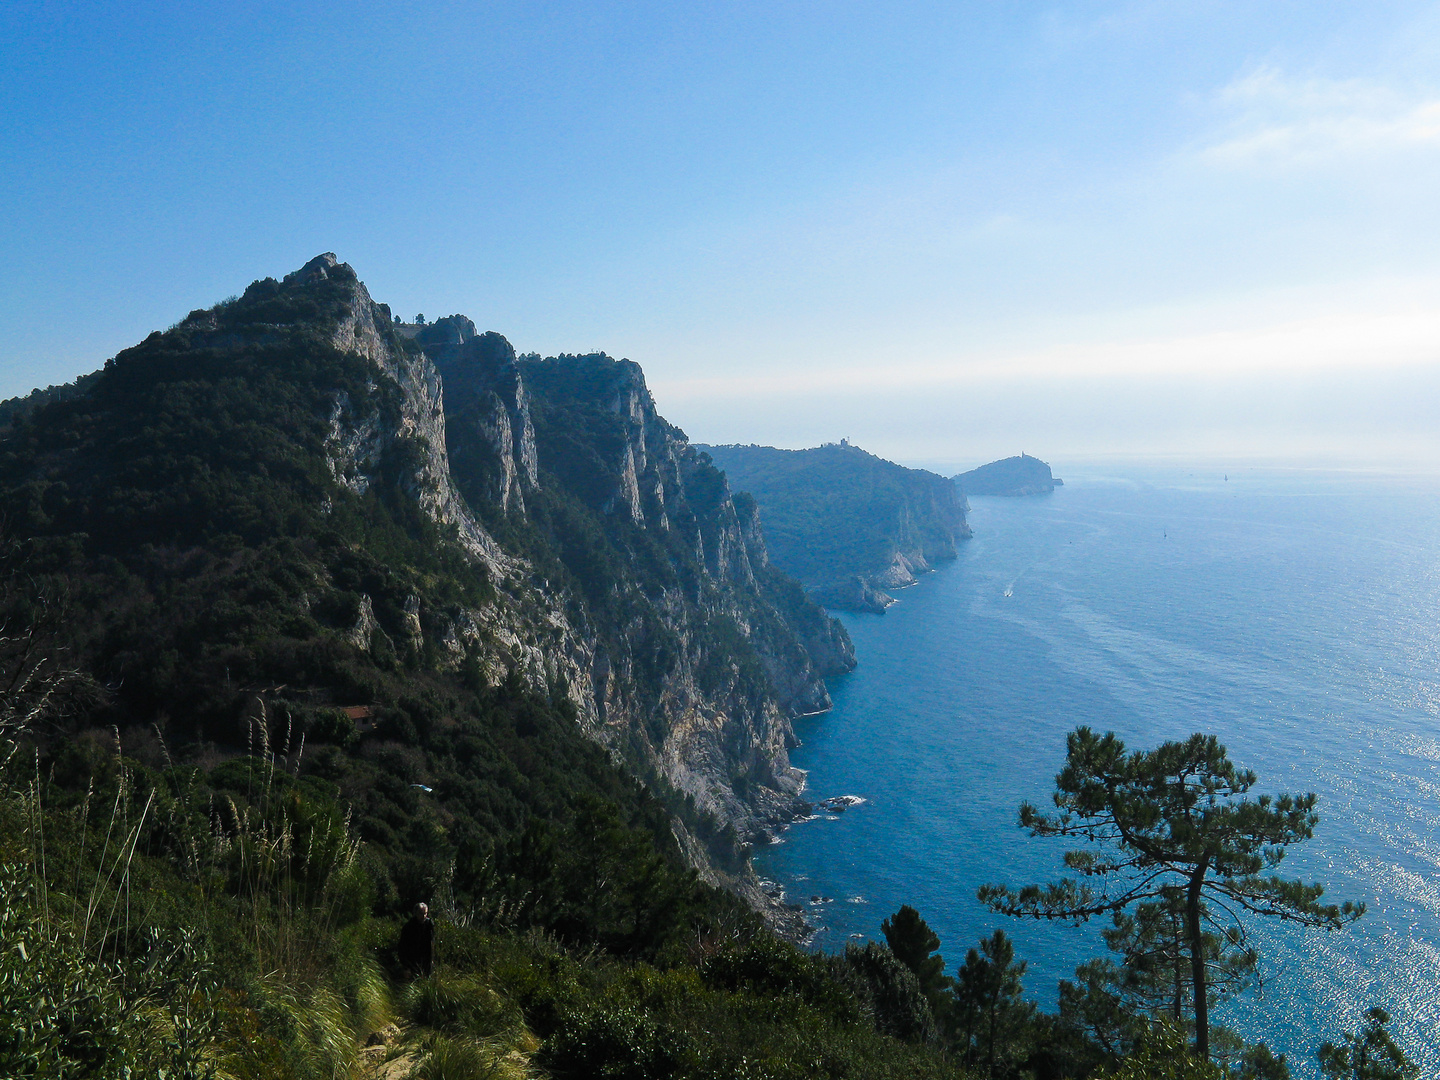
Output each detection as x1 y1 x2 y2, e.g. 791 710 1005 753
279 255 510 573
860 470 974 595
408 317 538 516
241 259 852 849
432 346 855 838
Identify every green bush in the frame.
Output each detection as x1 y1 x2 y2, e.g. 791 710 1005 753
0 862 220 1080
541 1001 691 1079
416 1033 520 1079
838 942 938 1045
700 933 861 1025
405 974 524 1040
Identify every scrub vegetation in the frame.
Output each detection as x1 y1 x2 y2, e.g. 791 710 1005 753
1 707 1401 1080
0 729 967 1079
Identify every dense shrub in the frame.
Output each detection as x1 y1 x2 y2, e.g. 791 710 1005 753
0 863 220 1080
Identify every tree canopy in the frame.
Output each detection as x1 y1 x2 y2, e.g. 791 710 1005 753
953 928 1034 1079
882 904 953 1022
1318 1008 1419 1080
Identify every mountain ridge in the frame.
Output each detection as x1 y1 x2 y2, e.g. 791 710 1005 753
0 253 852 920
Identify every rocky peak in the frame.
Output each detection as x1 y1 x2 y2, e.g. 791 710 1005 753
0 253 865 920
426 330 539 515
253 255 511 571
411 314 478 349
283 251 342 285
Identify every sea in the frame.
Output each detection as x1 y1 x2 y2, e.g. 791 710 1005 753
754 465 1440 1075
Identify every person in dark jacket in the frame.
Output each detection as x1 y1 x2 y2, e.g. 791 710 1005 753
398 902 435 977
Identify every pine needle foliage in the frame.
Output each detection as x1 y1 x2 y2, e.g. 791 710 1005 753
980 727 1363 1062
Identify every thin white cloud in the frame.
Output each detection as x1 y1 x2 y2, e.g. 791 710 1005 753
652 301 1440 402
1197 67 1440 167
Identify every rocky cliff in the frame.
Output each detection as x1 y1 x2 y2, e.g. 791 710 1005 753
422 325 857 837
699 442 971 613
0 254 854 915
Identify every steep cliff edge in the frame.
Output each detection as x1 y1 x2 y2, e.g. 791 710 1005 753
699 442 971 613
0 256 852 918
955 453 1061 496
428 338 856 837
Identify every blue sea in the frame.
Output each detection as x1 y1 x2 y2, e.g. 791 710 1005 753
755 466 1440 1074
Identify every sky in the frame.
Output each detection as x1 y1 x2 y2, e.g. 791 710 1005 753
3 0 1440 469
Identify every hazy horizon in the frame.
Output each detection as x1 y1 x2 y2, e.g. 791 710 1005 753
5 2 1440 468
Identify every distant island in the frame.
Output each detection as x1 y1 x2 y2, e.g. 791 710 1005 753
954 453 1062 496
699 441 971 613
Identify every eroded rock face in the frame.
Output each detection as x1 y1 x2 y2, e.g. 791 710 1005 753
346 593 383 651
421 326 538 515
274 258 854 851
812 575 900 615
433 345 852 841
295 255 510 573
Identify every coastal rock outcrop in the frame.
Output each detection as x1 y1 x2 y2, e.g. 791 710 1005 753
381 304 858 848
435 346 854 838
328 265 856 848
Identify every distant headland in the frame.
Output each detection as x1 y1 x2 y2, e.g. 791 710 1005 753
698 441 971 614
954 453 1061 496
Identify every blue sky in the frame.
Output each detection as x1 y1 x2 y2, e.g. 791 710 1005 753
4 1 1440 467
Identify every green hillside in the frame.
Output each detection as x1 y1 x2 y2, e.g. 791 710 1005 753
698 442 971 612
954 454 1059 496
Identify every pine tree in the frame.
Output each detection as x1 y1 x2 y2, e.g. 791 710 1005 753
1103 886 1256 1023
1318 1008 1418 1080
980 727 1363 1062
953 929 1034 1078
881 904 953 1029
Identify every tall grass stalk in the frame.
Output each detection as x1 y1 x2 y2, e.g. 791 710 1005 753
1 719 393 1080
